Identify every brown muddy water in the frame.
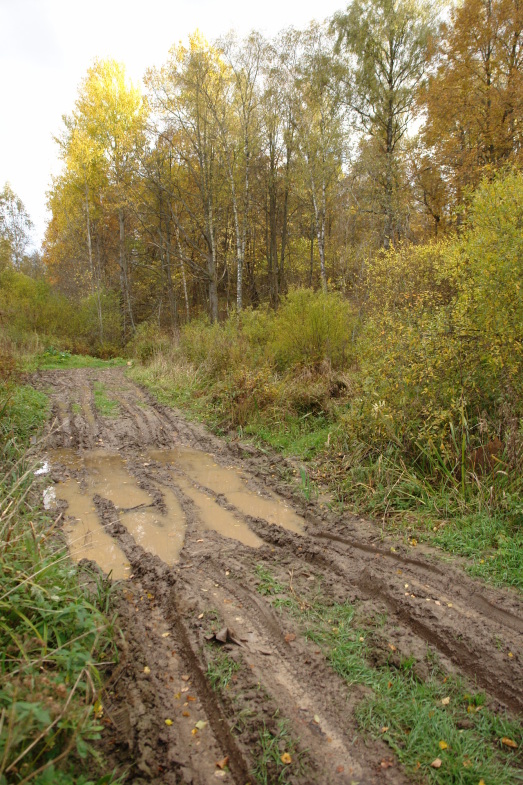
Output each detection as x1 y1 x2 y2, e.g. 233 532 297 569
49 446 305 578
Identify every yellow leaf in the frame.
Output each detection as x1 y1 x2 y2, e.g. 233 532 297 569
439 741 448 750
441 697 450 706
191 728 198 735
281 753 292 764
431 758 442 768
165 719 173 726
143 666 151 675
93 699 103 718
501 737 518 749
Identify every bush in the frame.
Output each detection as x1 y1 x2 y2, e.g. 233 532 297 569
127 321 172 364
336 169 523 514
271 289 354 371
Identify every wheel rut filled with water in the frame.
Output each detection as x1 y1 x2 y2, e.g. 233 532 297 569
34 368 523 785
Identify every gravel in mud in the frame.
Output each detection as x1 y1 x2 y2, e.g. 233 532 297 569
34 368 523 785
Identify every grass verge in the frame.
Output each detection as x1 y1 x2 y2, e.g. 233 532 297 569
26 349 127 371
0 379 120 784
256 566 523 785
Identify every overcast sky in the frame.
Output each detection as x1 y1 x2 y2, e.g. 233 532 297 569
0 0 344 250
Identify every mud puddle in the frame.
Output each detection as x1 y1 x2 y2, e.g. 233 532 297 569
34 368 523 785
149 447 305 534
51 449 186 573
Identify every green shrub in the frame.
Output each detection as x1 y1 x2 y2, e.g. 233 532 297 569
271 289 354 371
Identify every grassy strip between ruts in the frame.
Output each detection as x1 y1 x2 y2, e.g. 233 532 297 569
254 566 523 785
0 379 121 785
93 382 120 418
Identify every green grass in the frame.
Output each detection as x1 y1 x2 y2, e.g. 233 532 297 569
254 565 286 596
242 414 333 460
0 381 120 784
93 382 119 418
27 349 126 371
252 719 302 785
256 567 523 785
1 385 49 443
206 647 240 692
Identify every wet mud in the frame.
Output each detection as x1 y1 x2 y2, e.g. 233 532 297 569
34 368 523 785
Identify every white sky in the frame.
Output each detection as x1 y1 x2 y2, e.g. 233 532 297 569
0 0 344 250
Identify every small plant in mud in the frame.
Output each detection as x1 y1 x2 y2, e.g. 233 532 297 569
252 718 302 785
298 466 318 502
93 382 119 418
206 647 240 692
254 565 286 596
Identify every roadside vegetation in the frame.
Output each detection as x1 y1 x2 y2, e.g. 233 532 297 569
130 171 523 591
0 350 120 784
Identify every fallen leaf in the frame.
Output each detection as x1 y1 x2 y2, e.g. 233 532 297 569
216 757 229 770
93 699 103 718
187 695 196 702
196 539 204 542
195 720 208 730
501 737 518 748
508 652 514 659
388 643 397 652
447 603 453 607
359 637 365 642
281 753 292 764
381 726 389 733
181 675 190 681
198 613 204 619
181 687 189 693
143 666 151 675
439 740 448 750
479 780 486 785
336 765 344 773
161 632 170 638
431 758 442 768
314 714 320 724
182 711 190 717
165 719 173 726
380 759 394 769
174 692 181 700
191 728 198 735
441 697 450 706
214 772 226 780
285 633 296 643
147 593 154 599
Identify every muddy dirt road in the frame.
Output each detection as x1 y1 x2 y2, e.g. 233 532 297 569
34 368 522 785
